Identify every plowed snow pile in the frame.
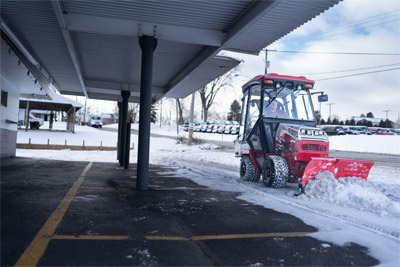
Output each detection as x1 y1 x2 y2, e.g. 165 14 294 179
300 171 400 218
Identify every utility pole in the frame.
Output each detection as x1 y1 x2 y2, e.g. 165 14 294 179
383 109 391 128
327 103 335 121
188 93 195 145
264 49 275 74
83 97 87 125
159 99 162 127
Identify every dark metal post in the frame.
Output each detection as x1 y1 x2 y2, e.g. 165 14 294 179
120 91 130 166
117 102 122 161
137 35 157 191
25 101 30 132
124 122 131 169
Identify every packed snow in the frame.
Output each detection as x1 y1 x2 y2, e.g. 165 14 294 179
16 122 400 266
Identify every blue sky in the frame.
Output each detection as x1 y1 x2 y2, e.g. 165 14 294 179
224 0 400 122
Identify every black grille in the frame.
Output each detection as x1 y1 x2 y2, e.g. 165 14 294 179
301 144 326 151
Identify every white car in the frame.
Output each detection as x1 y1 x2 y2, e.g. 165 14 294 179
89 116 103 128
29 115 43 128
343 126 360 135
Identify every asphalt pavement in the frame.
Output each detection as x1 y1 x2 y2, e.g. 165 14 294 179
1 157 379 266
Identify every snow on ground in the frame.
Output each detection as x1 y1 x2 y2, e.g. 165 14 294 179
16 122 400 265
329 134 400 155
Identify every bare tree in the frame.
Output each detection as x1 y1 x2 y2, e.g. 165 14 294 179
176 98 185 125
128 103 139 122
198 68 237 122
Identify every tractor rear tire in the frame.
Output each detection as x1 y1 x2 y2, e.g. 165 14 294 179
262 155 289 188
240 156 260 182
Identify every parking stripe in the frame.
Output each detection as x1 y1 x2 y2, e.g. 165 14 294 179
145 231 315 241
15 162 93 267
52 235 128 240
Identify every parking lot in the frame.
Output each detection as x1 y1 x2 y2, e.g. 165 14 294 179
1 157 379 266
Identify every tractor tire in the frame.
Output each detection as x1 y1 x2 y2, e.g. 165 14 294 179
240 156 261 182
262 155 289 188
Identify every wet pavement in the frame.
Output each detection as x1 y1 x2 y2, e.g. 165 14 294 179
1 157 379 266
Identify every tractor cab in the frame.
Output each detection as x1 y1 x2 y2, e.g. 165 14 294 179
237 73 320 157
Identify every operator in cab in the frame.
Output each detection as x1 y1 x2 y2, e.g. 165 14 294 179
263 99 289 118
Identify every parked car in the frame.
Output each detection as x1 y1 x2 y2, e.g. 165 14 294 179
369 127 388 135
343 126 360 135
353 126 372 135
29 115 44 129
230 125 240 135
223 125 233 134
320 125 346 136
194 123 204 132
89 116 103 128
206 123 217 133
181 123 190 132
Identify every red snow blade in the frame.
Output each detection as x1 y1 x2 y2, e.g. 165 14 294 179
300 157 374 185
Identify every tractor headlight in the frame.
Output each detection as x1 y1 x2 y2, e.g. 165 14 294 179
275 82 282 89
297 84 302 90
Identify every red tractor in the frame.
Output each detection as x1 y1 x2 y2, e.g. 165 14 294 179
234 74 374 194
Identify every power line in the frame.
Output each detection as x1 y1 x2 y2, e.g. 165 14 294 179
315 67 400 81
268 50 400 56
292 63 400 75
303 10 399 37
283 11 400 45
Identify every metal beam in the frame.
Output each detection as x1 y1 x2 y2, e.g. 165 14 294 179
86 92 140 103
64 13 224 47
51 1 88 98
165 0 282 93
84 79 166 95
223 0 281 47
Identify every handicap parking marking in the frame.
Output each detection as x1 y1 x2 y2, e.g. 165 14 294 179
15 162 93 267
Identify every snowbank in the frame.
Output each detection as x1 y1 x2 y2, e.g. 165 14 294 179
301 171 400 218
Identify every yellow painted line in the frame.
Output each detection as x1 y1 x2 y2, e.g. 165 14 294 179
52 235 128 240
80 186 131 191
15 162 93 267
145 231 315 241
152 187 211 191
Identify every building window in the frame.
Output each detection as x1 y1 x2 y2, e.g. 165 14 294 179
1 90 8 107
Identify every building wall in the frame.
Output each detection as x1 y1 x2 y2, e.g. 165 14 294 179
1 76 21 158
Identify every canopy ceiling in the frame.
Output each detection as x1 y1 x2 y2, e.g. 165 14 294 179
1 0 340 102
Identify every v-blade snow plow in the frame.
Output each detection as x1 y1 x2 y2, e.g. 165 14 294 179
297 157 374 194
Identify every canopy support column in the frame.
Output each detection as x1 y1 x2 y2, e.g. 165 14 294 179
137 35 157 191
120 91 130 167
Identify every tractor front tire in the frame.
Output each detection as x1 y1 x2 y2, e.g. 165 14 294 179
240 156 260 182
262 155 289 188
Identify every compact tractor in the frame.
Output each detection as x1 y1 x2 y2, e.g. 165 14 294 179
234 74 374 194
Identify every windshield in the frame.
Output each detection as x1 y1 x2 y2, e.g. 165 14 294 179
263 88 315 121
